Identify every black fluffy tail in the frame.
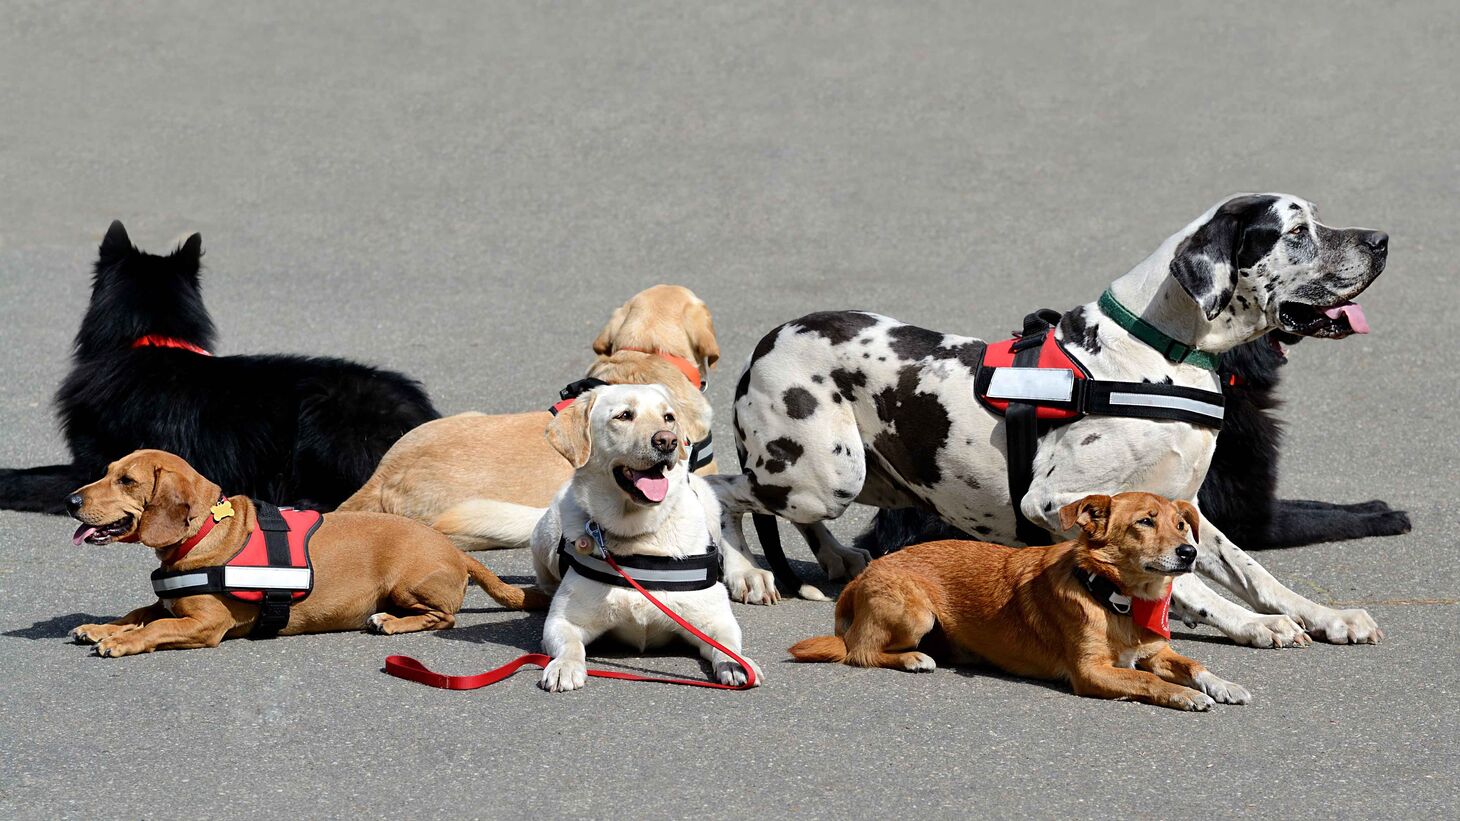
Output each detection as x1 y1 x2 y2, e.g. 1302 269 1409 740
0 464 96 514
852 508 973 557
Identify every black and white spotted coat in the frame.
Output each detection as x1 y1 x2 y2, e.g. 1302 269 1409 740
710 194 1391 650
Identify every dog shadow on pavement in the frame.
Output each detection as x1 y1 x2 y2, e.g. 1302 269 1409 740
5 613 107 640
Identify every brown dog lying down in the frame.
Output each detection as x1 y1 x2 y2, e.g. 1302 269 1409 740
789 492 1251 711
67 450 546 657
339 284 720 552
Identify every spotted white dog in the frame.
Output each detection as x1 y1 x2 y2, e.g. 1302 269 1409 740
710 194 1389 649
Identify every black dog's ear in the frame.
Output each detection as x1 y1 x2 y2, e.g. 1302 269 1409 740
100 220 133 263
1170 195 1280 319
177 233 203 262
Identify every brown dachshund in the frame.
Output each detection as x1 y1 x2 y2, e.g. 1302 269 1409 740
67 449 547 657
789 492 1251 711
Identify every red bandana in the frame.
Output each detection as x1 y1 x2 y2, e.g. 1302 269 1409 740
1131 590 1172 639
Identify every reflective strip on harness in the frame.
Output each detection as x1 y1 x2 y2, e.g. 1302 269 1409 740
558 541 721 591
153 572 210 593
1107 390 1225 422
986 368 1076 402
688 434 713 472
223 566 312 590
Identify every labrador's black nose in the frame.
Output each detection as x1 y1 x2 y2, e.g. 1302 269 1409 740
651 430 679 454
1175 544 1198 564
65 493 84 516
1363 231 1388 255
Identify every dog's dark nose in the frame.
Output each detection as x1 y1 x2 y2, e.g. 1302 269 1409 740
1175 544 1198 564
651 430 679 454
1363 231 1388 255
65 493 84 516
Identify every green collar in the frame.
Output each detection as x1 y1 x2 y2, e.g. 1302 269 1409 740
1096 289 1219 371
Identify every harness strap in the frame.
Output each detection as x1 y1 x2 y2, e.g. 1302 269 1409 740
1074 566 1173 639
384 551 756 691
131 335 213 356
687 433 714 472
1007 310 1063 546
250 502 295 639
557 541 721 591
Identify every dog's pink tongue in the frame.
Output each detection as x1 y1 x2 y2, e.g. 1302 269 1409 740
72 524 96 546
1324 302 1369 334
633 472 669 503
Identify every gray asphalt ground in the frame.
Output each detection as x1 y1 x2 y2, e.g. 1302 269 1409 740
2 2 1457 818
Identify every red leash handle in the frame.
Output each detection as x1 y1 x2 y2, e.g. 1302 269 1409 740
384 553 757 691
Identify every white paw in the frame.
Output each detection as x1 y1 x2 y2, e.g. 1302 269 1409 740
796 583 832 602
1301 608 1382 645
715 656 764 687
902 652 936 672
1232 614 1311 648
1171 690 1216 711
539 658 588 692
724 566 781 605
366 613 391 634
1194 671 1251 705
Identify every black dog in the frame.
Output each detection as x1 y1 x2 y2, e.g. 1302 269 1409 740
0 221 439 515
853 334 1411 557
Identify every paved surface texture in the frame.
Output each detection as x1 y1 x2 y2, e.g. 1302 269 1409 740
1 2 1456 818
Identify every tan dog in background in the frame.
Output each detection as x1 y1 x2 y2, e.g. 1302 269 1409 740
339 285 720 551
67 450 545 657
789 492 1250 711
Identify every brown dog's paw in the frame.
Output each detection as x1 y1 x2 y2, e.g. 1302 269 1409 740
71 623 128 644
1166 689 1216 712
94 634 148 658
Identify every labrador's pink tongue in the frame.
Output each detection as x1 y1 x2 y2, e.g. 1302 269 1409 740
72 524 96 546
1324 302 1369 334
633 472 669 503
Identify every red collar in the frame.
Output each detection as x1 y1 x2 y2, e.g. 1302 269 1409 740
168 496 232 562
617 348 705 391
132 335 213 356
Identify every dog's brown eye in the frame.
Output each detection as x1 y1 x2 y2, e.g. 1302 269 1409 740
116 475 135 487
1176 520 1186 531
1288 224 1306 236
1136 517 1155 527
615 410 634 421
664 412 675 423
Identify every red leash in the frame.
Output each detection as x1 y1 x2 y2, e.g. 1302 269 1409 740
384 551 757 691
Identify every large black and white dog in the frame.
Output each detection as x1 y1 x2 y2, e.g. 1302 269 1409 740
710 194 1390 648
856 334 1412 556
0 221 439 516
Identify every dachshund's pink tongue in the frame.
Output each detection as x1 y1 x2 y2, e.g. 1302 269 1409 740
72 524 96 546
631 471 669 503
1324 302 1369 334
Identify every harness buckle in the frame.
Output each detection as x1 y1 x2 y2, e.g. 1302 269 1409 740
1164 339 1192 362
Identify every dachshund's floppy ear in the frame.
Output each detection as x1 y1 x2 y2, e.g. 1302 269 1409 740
1174 499 1201 542
592 306 628 356
545 392 596 469
1169 194 1281 320
1058 494 1112 540
684 299 720 372
136 461 219 547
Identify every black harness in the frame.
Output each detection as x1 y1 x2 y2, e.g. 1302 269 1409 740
549 378 714 472
977 310 1226 546
557 527 722 593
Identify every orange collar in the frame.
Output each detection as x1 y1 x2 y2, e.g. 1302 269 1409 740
618 348 705 391
132 335 213 356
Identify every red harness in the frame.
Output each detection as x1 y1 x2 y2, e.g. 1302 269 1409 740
975 332 1090 421
132 335 213 356
150 501 321 637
